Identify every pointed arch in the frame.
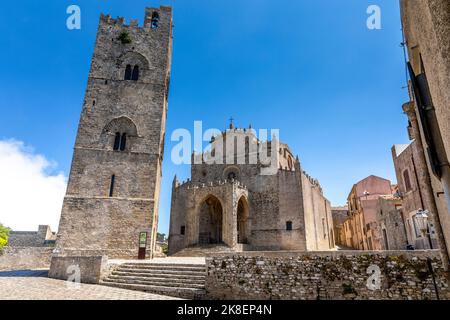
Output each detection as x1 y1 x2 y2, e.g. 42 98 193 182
198 194 223 245
237 196 249 244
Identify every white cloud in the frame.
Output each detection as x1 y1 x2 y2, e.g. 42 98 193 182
0 139 67 232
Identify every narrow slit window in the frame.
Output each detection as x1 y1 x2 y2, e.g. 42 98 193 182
131 65 139 81
113 132 121 150
120 133 127 151
180 226 186 235
109 175 116 197
124 64 132 80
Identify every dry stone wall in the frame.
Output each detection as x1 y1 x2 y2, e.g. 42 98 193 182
205 250 449 300
0 247 53 271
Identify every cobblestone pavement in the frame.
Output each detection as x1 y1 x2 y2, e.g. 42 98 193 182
0 270 182 300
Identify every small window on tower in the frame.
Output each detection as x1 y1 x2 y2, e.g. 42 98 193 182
113 132 128 151
119 133 127 151
151 12 160 29
180 226 185 235
124 64 132 80
113 132 121 151
286 221 293 231
109 175 116 197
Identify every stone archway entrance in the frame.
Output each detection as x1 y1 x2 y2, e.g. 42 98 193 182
198 195 223 245
237 197 249 244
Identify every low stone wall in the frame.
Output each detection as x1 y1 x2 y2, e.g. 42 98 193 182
48 256 107 284
205 250 450 300
0 247 53 271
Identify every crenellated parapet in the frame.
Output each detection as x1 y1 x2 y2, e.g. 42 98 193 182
99 6 172 30
174 178 248 192
302 170 323 193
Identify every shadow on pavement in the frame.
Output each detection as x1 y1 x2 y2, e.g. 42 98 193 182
0 269 49 277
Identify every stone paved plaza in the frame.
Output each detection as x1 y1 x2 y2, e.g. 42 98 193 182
0 270 181 300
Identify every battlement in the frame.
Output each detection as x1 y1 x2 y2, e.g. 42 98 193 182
174 178 248 191
303 170 323 193
99 6 172 29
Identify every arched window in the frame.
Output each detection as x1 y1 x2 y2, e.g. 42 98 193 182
103 116 138 152
288 156 293 170
131 65 139 81
124 64 132 80
119 133 127 151
151 12 159 29
109 175 116 197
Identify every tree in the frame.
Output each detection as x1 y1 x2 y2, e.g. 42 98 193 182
0 223 10 251
157 232 166 242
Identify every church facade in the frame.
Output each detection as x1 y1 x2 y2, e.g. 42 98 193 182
169 125 335 255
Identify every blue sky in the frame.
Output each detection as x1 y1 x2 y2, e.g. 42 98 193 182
0 0 410 234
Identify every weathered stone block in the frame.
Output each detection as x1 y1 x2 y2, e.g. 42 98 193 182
49 255 107 284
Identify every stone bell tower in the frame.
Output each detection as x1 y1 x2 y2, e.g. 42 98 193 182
54 7 173 259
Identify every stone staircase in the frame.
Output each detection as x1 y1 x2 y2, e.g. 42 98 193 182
172 244 250 257
100 262 206 299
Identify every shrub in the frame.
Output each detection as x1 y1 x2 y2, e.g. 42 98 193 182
0 223 10 252
118 31 132 44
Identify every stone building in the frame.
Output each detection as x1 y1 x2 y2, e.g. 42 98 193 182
53 7 173 259
331 206 349 247
375 195 408 250
392 143 439 249
400 0 450 268
168 125 334 255
7 225 56 247
343 175 395 250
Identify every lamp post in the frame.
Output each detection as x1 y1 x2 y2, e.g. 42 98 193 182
415 209 431 249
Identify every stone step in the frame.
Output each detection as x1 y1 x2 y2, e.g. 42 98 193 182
171 246 236 257
122 262 205 268
100 281 206 300
102 277 205 289
118 265 205 272
103 261 207 299
112 270 206 279
107 274 205 285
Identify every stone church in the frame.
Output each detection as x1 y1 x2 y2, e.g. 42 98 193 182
169 124 334 255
